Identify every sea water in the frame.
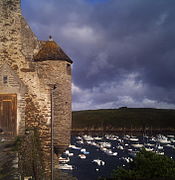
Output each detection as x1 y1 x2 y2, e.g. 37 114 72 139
59 134 175 180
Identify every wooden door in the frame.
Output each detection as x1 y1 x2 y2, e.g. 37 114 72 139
0 94 17 136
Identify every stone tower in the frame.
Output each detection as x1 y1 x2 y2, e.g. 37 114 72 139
0 0 72 178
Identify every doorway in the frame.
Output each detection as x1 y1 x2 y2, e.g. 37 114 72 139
0 94 17 136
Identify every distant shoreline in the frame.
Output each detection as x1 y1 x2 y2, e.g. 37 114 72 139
72 109 175 134
71 128 175 135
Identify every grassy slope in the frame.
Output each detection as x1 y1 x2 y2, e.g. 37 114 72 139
72 108 175 131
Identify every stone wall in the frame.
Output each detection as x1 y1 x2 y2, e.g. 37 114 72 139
0 0 72 178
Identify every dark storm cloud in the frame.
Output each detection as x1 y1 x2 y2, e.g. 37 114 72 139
22 0 175 110
88 0 175 87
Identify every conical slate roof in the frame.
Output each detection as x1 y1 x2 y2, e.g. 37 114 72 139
33 40 72 63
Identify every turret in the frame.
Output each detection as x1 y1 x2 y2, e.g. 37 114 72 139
34 37 73 155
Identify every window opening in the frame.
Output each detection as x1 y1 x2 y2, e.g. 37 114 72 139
66 64 71 75
3 76 8 84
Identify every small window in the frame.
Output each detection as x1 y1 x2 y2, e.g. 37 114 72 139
3 76 8 84
66 64 71 75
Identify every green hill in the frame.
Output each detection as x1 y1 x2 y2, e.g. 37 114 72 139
72 108 175 132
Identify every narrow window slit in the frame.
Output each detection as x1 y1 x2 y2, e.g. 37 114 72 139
3 76 8 84
66 64 71 75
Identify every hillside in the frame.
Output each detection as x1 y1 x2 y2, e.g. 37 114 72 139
72 108 175 132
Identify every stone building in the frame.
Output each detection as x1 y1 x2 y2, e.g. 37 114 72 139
0 0 72 177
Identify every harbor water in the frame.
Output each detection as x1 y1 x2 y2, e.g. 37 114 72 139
59 134 175 180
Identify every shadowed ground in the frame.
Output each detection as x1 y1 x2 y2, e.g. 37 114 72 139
0 134 18 180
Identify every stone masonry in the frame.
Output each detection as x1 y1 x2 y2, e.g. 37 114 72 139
0 0 72 179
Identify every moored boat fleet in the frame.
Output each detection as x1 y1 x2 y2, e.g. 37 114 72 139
58 134 175 171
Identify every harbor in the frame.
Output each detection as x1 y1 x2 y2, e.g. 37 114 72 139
59 134 175 180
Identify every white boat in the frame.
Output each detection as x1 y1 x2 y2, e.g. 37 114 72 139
165 144 174 148
100 147 108 152
145 147 154 152
157 145 163 150
86 141 92 144
87 141 99 147
129 137 139 142
94 136 103 140
157 134 166 139
83 151 90 155
80 148 86 152
59 164 73 170
131 144 144 148
83 135 94 141
170 139 175 143
99 142 111 148
59 157 70 163
77 140 84 144
69 144 81 150
150 137 156 142
122 157 132 163
78 154 86 159
167 135 175 138
76 136 82 140
156 151 164 155
80 148 90 155
105 149 113 156
92 159 105 166
157 134 170 144
145 143 155 147
64 150 70 155
112 152 118 156
64 150 74 156
91 142 99 147
158 139 171 144
105 135 118 141
117 145 124 150
68 153 74 157
123 135 130 140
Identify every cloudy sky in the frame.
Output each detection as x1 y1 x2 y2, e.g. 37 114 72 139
22 0 175 111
